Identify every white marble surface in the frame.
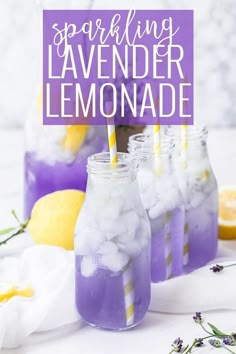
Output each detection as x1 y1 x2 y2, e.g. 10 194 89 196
0 127 236 353
0 0 236 129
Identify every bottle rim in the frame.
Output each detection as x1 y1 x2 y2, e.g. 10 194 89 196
166 124 208 142
87 152 137 178
128 133 174 157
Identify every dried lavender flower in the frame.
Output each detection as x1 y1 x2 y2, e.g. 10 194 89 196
193 312 202 324
209 339 222 348
210 264 224 273
194 338 204 347
171 337 183 352
223 336 236 346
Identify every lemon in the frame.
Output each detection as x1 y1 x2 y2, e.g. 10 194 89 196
61 125 89 154
28 190 85 250
219 186 236 240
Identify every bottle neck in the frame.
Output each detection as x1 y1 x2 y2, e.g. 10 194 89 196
87 152 137 184
165 125 209 161
181 125 209 160
128 133 174 174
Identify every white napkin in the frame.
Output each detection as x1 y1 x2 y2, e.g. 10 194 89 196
0 245 79 349
0 244 236 349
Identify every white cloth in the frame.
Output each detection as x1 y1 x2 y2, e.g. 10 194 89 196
0 244 236 349
0 246 79 349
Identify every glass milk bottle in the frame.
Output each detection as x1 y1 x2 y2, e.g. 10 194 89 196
128 134 185 282
74 152 151 330
24 93 107 218
173 126 218 271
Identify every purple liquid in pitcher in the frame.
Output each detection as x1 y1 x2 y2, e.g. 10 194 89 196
24 152 88 218
75 247 150 330
150 207 185 282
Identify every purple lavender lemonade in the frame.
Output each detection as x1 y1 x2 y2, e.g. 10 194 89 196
74 153 151 330
75 246 150 330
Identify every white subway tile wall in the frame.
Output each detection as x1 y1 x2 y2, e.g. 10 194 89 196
0 0 235 128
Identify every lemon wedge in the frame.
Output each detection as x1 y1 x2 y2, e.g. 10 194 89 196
61 125 89 154
219 186 236 240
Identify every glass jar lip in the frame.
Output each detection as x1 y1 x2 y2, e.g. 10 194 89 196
87 152 137 175
128 133 174 156
166 124 208 140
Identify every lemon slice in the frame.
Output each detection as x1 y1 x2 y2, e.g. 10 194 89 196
0 283 34 302
15 286 34 298
0 283 16 302
219 186 236 240
61 125 89 154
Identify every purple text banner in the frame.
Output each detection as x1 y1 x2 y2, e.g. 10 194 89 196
43 9 194 125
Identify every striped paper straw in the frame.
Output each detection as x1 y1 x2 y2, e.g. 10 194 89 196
181 124 188 169
123 266 135 326
153 98 161 175
181 124 189 265
183 222 189 265
105 102 118 164
164 213 173 279
105 101 134 327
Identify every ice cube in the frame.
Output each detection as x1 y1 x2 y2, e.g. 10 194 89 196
97 241 118 255
100 252 129 273
189 190 205 209
119 240 141 257
187 205 210 234
148 199 165 219
138 168 155 191
99 197 124 221
116 211 140 244
99 218 126 240
75 229 104 255
126 210 139 231
81 256 97 277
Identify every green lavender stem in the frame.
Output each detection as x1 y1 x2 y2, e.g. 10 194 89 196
224 263 236 269
0 218 29 246
183 336 214 354
224 347 236 354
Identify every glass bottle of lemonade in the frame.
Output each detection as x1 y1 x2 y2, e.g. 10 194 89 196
128 134 185 282
24 92 107 218
74 152 151 330
171 125 218 271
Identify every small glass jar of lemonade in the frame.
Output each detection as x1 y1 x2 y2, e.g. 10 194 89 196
128 133 185 282
74 152 151 330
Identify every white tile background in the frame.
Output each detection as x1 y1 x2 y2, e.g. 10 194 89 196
0 0 236 129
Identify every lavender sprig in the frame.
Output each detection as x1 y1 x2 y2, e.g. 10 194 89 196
210 263 236 273
169 313 236 354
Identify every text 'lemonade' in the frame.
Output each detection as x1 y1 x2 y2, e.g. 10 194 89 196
128 133 185 282
75 152 151 330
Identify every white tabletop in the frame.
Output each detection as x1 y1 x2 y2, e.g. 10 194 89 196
0 128 236 354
